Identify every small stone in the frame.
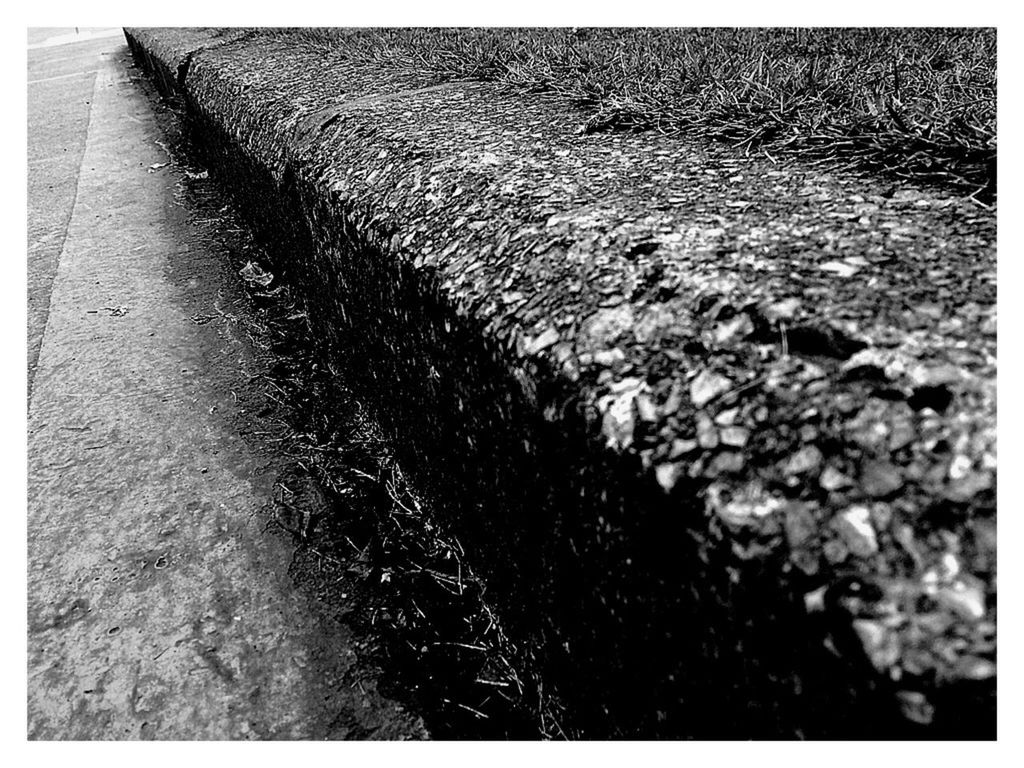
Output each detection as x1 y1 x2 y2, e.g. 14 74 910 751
660 380 685 416
690 369 733 408
909 363 962 387
955 656 996 681
669 438 699 458
834 505 879 557
593 348 626 367
888 410 917 451
598 378 646 451
819 465 854 491
713 313 754 346
846 400 892 451
861 460 903 498
852 619 900 673
803 585 827 612
841 347 892 377
696 413 719 449
896 691 935 726
715 407 740 426
792 548 821 576
783 445 823 476
944 470 994 502
869 503 893 531
783 502 817 548
583 305 636 347
823 538 849 564
635 392 659 423
799 361 827 382
764 297 801 322
720 426 750 448
820 260 860 278
705 451 745 477
523 327 560 355
706 482 782 528
948 454 973 480
655 463 683 493
935 578 986 621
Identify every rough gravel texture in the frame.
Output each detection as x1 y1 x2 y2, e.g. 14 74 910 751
125 28 996 739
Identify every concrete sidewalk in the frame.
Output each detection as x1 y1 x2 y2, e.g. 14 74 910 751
27 42 424 740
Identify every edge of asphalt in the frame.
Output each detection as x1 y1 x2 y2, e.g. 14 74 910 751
122 27 997 739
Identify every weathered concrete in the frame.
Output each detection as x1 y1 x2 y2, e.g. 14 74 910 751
124 28 996 738
27 37 424 740
27 34 107 398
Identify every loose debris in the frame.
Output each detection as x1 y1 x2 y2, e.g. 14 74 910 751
238 260 274 287
186 181 554 738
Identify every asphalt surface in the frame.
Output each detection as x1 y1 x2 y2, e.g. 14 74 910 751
26 30 424 740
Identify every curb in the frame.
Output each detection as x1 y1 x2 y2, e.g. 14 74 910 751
124 28 996 738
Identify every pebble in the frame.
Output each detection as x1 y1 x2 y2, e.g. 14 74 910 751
887 409 917 451
696 413 719 449
635 392 659 423
669 438 699 458
523 326 560 355
783 444 823 476
896 690 935 726
869 502 893 531
713 313 754 346
909 362 962 387
861 460 904 498
834 505 879 557
944 470 993 502
948 454 973 480
655 462 683 493
783 502 817 548
706 483 782 528
690 369 733 408
935 578 986 621
705 451 746 477
852 619 900 673
819 260 860 278
823 538 849 564
820 465 854 491
599 378 646 451
720 426 750 448
955 655 996 681
593 348 626 367
764 297 802 322
714 407 740 426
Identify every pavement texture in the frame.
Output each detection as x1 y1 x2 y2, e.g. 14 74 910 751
124 28 996 739
27 30 425 740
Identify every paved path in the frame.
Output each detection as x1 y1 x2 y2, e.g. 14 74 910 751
27 30 423 740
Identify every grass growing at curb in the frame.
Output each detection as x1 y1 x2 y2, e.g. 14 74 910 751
280 27 996 198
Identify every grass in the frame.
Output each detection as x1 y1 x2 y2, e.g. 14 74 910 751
281 27 996 198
